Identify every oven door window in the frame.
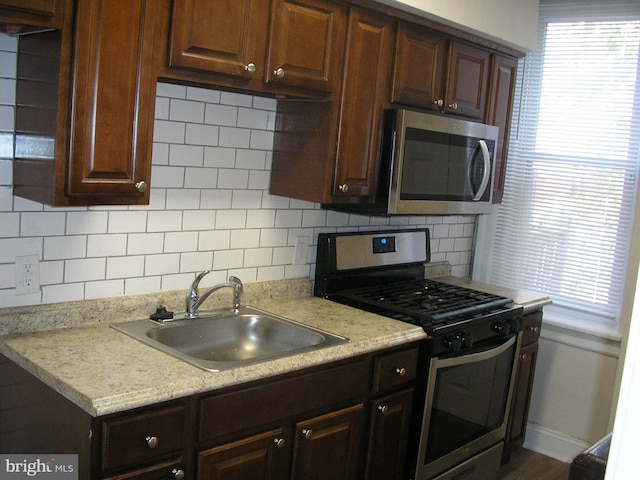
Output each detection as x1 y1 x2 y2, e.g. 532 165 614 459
425 336 517 463
400 128 495 202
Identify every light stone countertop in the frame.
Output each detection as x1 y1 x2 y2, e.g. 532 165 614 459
0 296 426 417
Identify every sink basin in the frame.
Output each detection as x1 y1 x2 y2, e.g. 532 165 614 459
111 306 349 372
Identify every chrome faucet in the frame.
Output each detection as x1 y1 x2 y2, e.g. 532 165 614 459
186 271 243 317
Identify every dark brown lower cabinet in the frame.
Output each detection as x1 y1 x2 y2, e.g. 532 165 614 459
503 309 543 462
0 341 421 480
366 389 414 480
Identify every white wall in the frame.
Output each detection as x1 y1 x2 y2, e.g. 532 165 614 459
375 0 539 52
0 33 476 309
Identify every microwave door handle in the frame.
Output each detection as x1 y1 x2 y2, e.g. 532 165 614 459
472 140 492 201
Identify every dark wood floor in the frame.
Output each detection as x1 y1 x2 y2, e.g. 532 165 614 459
500 449 571 480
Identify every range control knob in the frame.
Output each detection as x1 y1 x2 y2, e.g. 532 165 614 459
460 332 474 348
492 321 513 335
442 334 462 352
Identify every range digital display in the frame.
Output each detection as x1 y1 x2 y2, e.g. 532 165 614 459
373 236 396 254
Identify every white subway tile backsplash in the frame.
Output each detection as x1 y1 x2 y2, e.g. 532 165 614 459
108 211 147 233
180 251 213 273
87 234 127 257
127 233 164 255
205 104 238 126
230 229 260 249
85 279 125 300
185 124 219 146
215 209 247 229
164 231 198 253
0 62 476 308
183 210 216 231
44 236 86 260
66 211 108 235
147 210 183 232
165 189 201 210
219 126 251 148
213 249 244 270
106 255 145 279
0 212 18 237
145 253 180 276
65 257 106 283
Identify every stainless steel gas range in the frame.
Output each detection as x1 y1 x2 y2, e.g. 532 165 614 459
314 228 523 480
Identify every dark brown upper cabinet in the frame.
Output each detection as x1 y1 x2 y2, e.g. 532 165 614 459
0 0 64 31
12 0 160 206
167 0 347 97
392 22 491 120
486 54 518 204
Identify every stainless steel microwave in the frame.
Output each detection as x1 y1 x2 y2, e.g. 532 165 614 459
325 109 499 216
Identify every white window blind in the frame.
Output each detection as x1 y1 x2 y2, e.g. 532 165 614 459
488 1 640 332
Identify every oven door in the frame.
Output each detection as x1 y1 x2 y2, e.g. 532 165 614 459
415 333 521 480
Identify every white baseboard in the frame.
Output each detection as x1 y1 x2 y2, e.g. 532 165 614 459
523 423 591 463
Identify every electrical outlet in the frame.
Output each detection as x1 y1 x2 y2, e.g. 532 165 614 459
15 255 40 296
293 236 310 265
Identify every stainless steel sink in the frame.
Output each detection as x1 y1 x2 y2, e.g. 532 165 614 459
111 306 349 372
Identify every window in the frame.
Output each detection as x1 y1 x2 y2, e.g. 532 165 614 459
479 1 640 335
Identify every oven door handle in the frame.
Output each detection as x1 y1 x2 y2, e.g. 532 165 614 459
437 334 517 369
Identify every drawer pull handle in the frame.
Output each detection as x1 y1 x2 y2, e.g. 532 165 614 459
378 405 389 415
145 436 158 449
274 437 286 448
395 367 407 376
302 428 313 439
171 469 185 480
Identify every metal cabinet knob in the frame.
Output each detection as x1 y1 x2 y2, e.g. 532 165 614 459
378 405 389 415
433 99 444 107
448 102 459 110
145 435 158 449
302 428 313 439
520 353 528 361
171 469 185 480
244 63 256 73
528 325 540 333
274 67 285 78
395 367 407 376
338 184 349 193
135 181 148 193
274 437 286 448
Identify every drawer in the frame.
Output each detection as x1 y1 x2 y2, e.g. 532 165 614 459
198 358 369 443
521 310 543 346
372 347 419 394
102 404 187 472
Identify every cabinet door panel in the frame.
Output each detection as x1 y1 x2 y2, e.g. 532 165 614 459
446 42 490 119
66 0 157 200
505 341 539 451
292 404 364 480
0 0 64 29
197 429 290 480
486 54 517 204
366 390 414 480
334 8 394 199
169 0 268 78
391 23 447 111
266 0 345 92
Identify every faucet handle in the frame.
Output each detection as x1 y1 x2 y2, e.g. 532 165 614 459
191 271 211 290
229 276 243 292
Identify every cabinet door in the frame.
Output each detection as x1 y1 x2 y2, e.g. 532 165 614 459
365 389 414 480
265 0 345 93
391 23 447 112
0 0 64 29
168 0 269 79
445 41 491 119
486 54 517 204
292 404 364 480
197 429 290 480
66 0 157 202
104 459 185 480
504 341 539 459
333 8 394 200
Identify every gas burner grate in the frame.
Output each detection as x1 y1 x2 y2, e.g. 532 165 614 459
337 279 513 327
